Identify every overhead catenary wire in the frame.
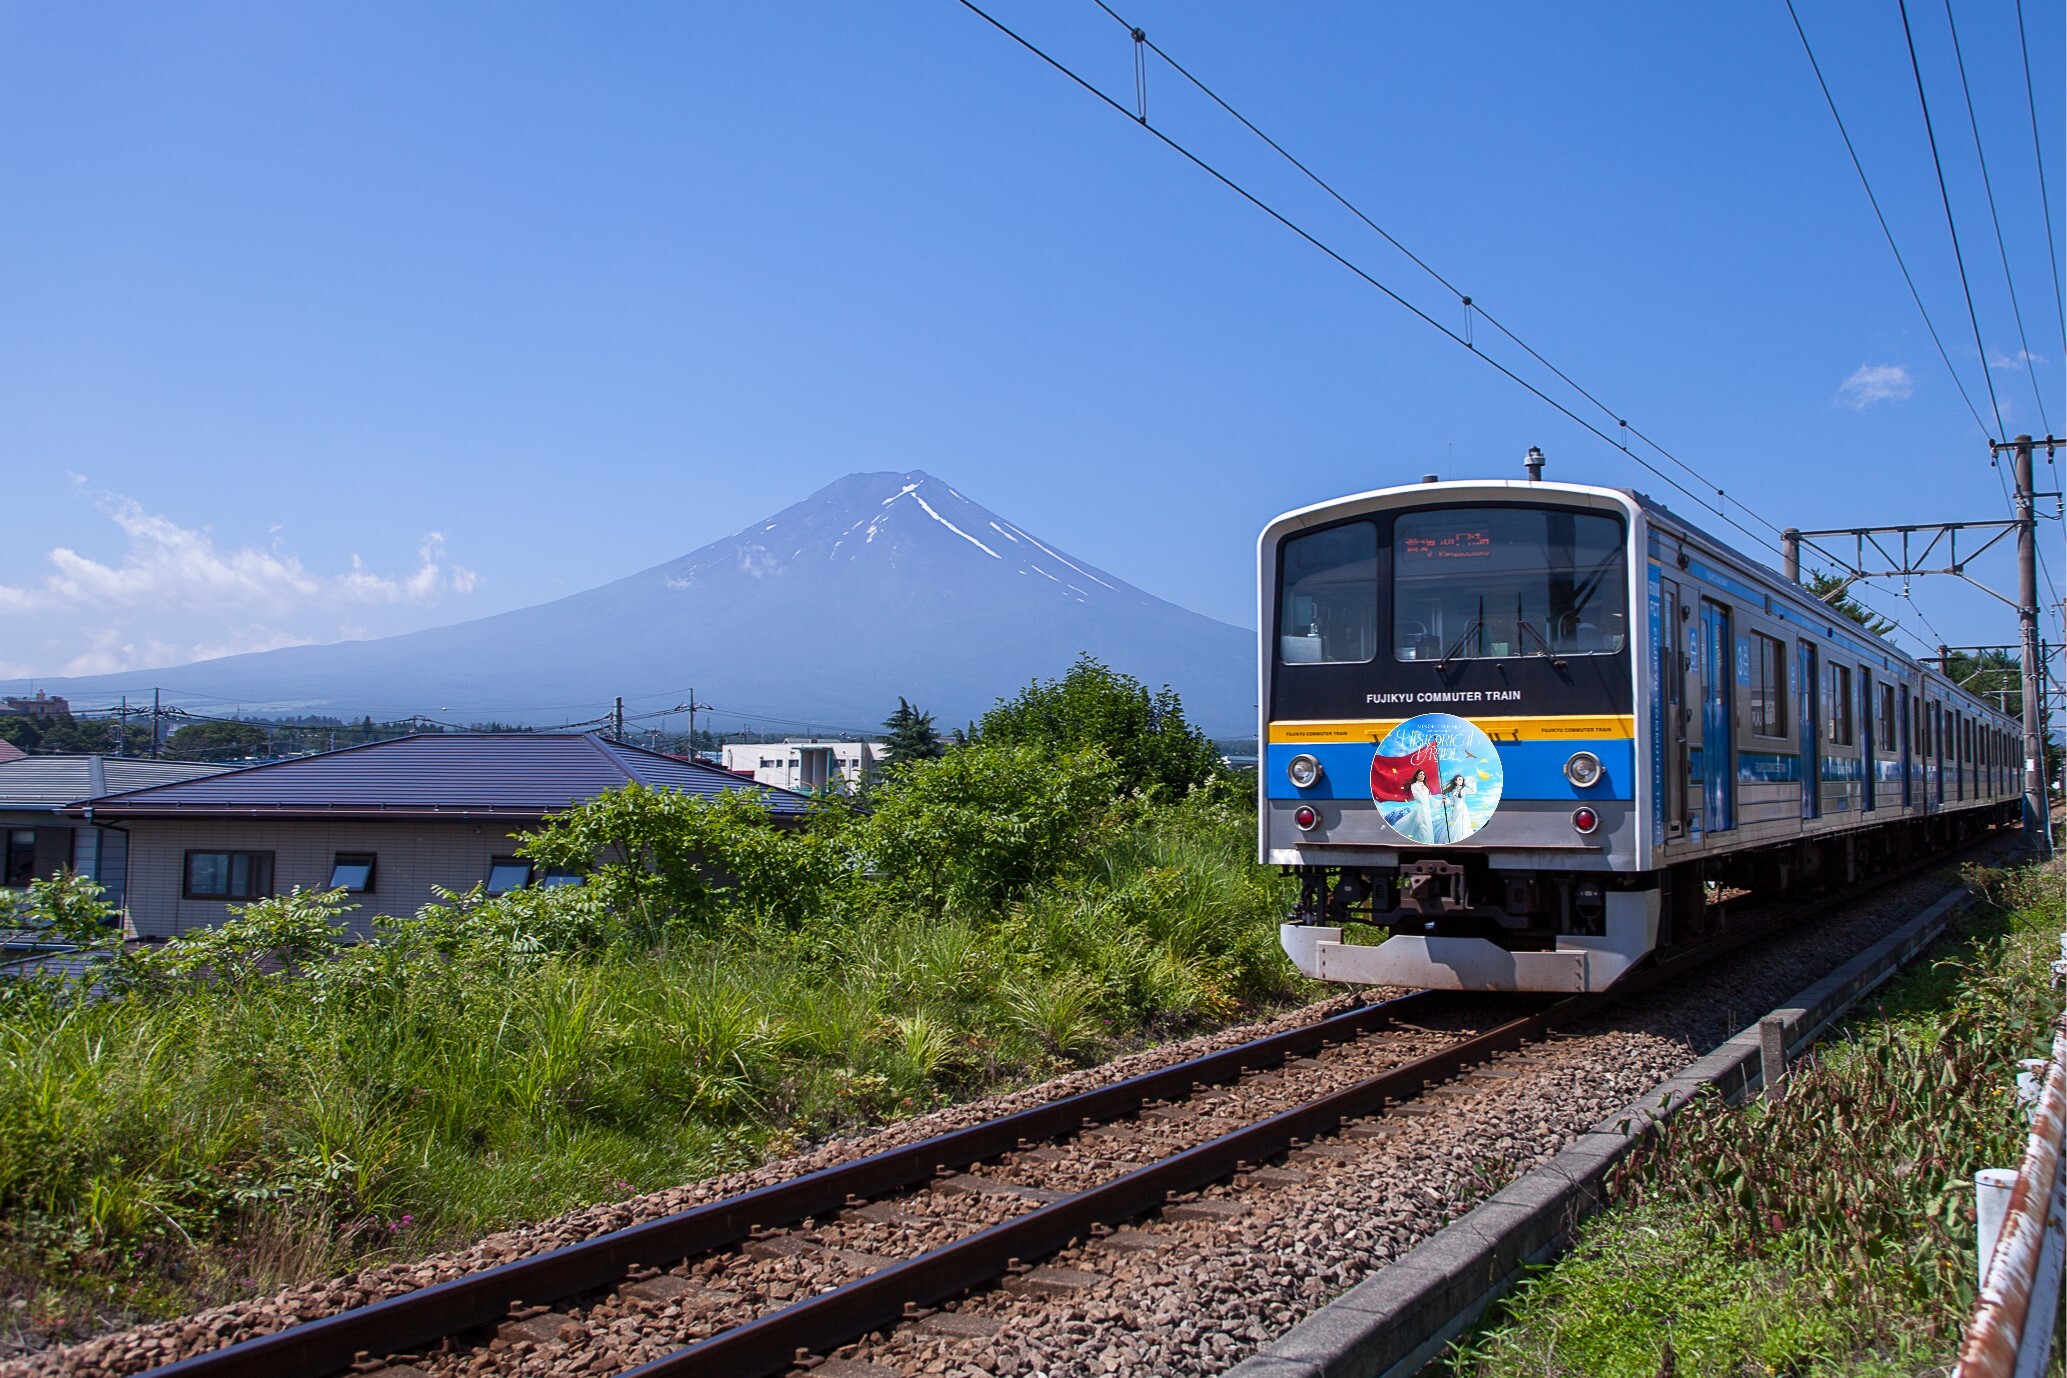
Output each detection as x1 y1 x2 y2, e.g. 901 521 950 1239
1896 0 2006 440
1942 0 2053 436
2013 0 2066 348
961 0 1949 654
1781 0 1993 442
956 0 1795 560
1089 0 1774 534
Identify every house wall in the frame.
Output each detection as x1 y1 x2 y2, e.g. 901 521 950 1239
720 741 881 792
0 811 128 905
121 817 533 939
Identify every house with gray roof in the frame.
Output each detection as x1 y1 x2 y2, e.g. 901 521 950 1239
73 732 811 938
1 755 234 907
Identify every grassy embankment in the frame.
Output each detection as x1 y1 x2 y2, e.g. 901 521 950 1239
0 721 1309 1340
1440 859 2061 1378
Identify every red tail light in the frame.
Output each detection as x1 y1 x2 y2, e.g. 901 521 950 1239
1571 806 1599 834
1293 806 1319 830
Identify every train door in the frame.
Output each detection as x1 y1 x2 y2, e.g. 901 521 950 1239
1933 702 1944 806
1798 641 1820 820
1899 684 1912 806
1660 580 1690 837
1860 669 1875 812
1700 600 1734 831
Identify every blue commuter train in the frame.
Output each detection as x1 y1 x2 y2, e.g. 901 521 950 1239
1261 473 2020 993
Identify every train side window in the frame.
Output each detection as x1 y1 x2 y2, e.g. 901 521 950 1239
1278 521 1378 664
1750 632 1787 737
1876 684 1895 752
1827 664 1854 745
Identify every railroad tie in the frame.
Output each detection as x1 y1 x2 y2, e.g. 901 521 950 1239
1004 1266 1103 1297
920 1311 1004 1338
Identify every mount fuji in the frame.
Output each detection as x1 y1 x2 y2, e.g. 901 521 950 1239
8 472 1255 734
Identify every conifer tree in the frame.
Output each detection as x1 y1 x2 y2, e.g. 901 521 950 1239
881 698 946 768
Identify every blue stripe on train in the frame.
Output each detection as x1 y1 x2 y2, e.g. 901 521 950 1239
1263 740 1635 802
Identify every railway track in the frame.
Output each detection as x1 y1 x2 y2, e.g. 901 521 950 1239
81 833 2002 1378
145 988 1550 1378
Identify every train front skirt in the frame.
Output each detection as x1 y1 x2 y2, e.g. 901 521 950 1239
1280 887 1660 993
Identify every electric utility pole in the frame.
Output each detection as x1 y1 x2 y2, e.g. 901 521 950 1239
612 696 624 743
2007 435 2051 848
1784 431 2059 854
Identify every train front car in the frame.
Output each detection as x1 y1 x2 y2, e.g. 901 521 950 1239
1262 479 1650 993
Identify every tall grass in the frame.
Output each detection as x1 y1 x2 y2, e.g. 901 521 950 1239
0 783 1303 1336
1443 860 2061 1377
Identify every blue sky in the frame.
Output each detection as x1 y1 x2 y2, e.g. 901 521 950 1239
1 1 2061 695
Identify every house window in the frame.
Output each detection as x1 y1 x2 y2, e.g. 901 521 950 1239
485 858 533 895
329 853 376 893
4 830 33 888
184 851 274 900
1826 664 1854 745
538 867 584 888
1750 633 1786 737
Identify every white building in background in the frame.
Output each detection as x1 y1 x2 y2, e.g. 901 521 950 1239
721 739 884 793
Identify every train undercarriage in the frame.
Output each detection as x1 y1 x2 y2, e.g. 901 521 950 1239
1280 805 2016 993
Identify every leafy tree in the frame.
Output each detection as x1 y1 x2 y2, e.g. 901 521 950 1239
978 655 1223 798
861 743 1117 914
881 698 946 768
0 717 40 752
165 720 270 761
1944 648 2023 718
1806 571 1895 636
518 784 851 939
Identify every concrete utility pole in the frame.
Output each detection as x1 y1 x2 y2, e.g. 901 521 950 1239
2010 436 2051 850
612 696 625 743
151 687 160 759
1782 528 1800 583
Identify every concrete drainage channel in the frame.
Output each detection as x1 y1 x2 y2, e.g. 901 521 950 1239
1226 881 1980 1378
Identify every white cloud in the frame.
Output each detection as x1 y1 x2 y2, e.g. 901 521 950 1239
0 494 478 616
1837 364 1914 409
1991 349 2050 371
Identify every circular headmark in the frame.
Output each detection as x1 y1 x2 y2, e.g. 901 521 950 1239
1370 712 1504 845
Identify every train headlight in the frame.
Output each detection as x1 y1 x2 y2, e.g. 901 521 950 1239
1564 751 1603 788
1293 805 1320 831
1287 754 1323 789
1571 806 1600 835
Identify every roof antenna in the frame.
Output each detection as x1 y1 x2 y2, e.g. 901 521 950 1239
1524 446 1545 482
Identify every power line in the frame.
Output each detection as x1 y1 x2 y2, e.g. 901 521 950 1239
2013 0 2066 348
956 0 1802 566
1088 0 1783 541
1781 0 1991 441
959 1 1942 656
1942 0 2052 435
1896 0 2006 439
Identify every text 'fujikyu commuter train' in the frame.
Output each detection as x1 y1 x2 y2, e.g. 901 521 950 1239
1261 468 2019 993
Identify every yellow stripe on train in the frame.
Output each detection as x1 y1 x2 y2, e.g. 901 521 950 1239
1267 715 1638 744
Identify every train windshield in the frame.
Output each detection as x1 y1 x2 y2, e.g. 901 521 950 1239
1394 507 1627 661
1278 521 1378 663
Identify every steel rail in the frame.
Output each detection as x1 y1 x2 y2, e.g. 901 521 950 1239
145 830 2010 1378
143 988 1467 1378
621 1003 1563 1377
619 833 2016 1378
